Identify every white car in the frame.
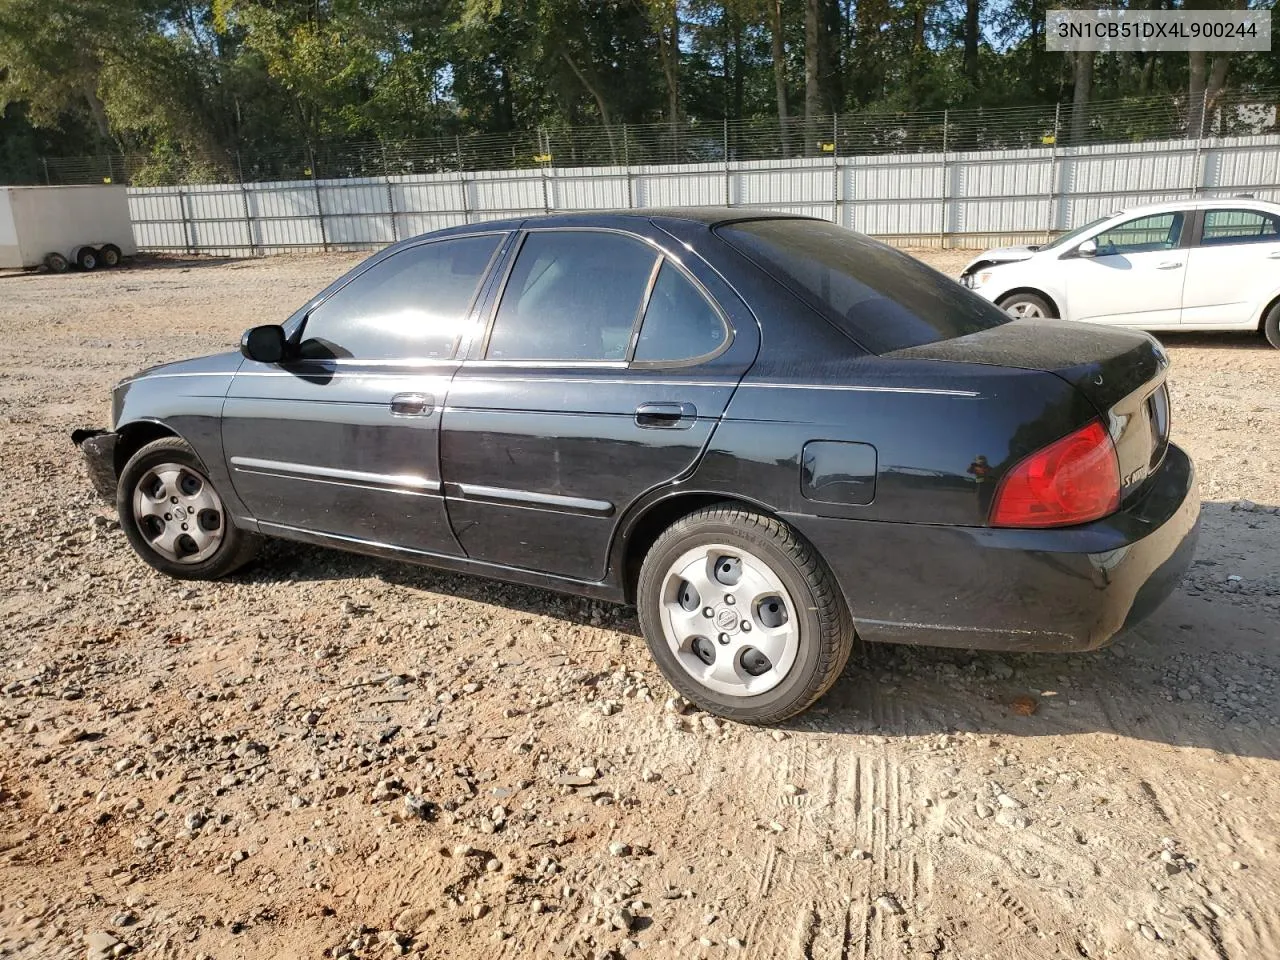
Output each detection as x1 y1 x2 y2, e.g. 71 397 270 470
960 198 1280 348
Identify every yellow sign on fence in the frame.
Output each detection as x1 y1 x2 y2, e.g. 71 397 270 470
534 153 552 163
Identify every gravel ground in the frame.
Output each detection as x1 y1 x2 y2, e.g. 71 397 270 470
1 250 1278 960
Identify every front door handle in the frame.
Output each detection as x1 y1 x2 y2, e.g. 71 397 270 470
1156 261 1183 270
1268 250 1280 259
390 392 434 417
635 401 697 429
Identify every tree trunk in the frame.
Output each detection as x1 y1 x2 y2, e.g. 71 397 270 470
1187 49 1207 137
732 11 744 123
804 0 821 152
1070 50 1094 144
1204 53 1230 135
964 0 979 90
82 77 114 149
771 0 789 119
822 0 842 115
652 0 681 141
560 51 612 129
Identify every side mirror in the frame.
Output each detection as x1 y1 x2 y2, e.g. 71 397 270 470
1077 239 1098 258
240 325 288 364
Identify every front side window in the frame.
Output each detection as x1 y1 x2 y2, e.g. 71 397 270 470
301 234 502 361
1200 208 1280 246
486 231 659 362
1093 212 1184 256
718 218 1011 354
633 262 727 363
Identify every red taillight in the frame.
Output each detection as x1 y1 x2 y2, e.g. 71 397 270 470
989 420 1120 528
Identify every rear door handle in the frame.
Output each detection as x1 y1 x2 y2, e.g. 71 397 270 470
635 401 697 429
1156 261 1183 270
390 392 434 417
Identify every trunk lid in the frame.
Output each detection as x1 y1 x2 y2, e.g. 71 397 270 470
888 318 1172 503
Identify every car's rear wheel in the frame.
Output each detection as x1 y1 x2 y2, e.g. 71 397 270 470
44 252 69 273
1263 301 1280 349
117 437 261 580
636 504 854 724
998 291 1055 320
76 247 98 271
99 244 123 268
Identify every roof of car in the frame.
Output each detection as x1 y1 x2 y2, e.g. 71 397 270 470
426 207 815 240
1114 196 1280 216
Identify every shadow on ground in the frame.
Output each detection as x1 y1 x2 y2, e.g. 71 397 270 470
237 500 1279 761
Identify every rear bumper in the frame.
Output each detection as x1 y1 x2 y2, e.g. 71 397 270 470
786 442 1200 653
72 428 118 502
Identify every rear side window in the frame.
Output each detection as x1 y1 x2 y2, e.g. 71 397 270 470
486 231 658 361
634 262 727 363
302 234 502 361
1200 208 1280 246
718 218 1011 354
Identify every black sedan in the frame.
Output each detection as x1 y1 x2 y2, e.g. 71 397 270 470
75 209 1200 723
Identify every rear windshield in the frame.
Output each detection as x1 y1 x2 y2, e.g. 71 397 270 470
717 218 1012 354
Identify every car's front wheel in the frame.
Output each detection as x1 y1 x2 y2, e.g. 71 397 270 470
117 437 261 580
998 291 1055 320
636 504 854 724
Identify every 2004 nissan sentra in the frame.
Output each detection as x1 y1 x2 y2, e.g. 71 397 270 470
74 209 1200 723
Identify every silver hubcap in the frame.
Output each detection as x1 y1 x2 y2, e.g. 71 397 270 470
659 543 800 697
131 462 225 563
1005 300 1044 319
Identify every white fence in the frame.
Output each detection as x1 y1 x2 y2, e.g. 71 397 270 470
126 133 1280 255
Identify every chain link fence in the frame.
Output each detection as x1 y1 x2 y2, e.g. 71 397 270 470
22 87 1280 187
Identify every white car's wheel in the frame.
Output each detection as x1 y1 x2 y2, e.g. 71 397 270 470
998 292 1055 320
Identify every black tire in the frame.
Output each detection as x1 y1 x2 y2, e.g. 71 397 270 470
117 437 261 580
1263 301 1280 349
997 291 1056 320
44 252 69 273
99 244 123 268
636 504 854 724
76 247 98 271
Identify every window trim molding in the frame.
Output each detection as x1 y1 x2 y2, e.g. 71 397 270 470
628 259 734 370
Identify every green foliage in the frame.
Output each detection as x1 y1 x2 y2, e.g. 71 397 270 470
0 0 1277 183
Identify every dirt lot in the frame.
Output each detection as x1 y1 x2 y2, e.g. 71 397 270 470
1 250 1278 960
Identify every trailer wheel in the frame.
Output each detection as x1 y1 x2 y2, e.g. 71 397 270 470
76 247 99 271
45 252 70 274
99 244 123 268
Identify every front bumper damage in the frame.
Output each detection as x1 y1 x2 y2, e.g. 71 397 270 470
72 428 119 502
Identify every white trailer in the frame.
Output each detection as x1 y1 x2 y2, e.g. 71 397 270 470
0 185 138 272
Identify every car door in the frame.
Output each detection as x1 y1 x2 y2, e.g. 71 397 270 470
1060 210 1190 327
221 232 507 552
439 225 759 581
1182 207 1280 326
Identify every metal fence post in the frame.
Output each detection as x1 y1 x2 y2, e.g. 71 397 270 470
724 119 731 207
41 158 51 185
623 124 634 209
381 143 398 242
236 152 256 257
1046 103 1061 239
1190 88 1209 198
938 110 949 247
179 186 194 256
539 127 551 214
308 146 329 252
831 114 840 224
